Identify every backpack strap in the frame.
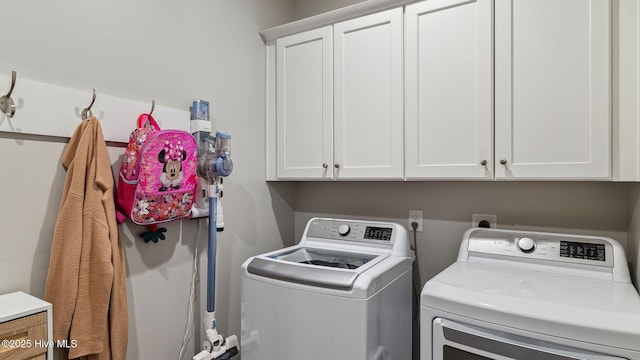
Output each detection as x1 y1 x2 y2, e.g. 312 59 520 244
137 113 161 130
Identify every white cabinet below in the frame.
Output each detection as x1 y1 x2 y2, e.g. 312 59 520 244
0 292 52 360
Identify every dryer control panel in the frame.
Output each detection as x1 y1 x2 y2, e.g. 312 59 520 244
466 229 615 268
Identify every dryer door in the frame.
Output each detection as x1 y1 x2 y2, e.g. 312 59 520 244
432 318 627 360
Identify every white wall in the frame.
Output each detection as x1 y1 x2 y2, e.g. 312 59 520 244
0 1 296 359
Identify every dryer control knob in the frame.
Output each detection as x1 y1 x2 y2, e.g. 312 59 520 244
517 237 536 253
338 224 351 236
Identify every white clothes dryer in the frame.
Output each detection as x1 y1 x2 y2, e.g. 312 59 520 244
421 228 640 360
241 217 413 360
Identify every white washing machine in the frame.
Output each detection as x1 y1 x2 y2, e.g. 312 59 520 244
421 228 640 360
241 217 413 360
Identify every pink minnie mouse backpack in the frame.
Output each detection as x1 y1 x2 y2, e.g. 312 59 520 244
116 114 198 242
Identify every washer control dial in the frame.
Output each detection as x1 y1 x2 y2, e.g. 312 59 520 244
338 224 351 236
517 237 536 253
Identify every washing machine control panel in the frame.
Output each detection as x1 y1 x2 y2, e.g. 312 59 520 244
338 224 351 236
305 219 396 246
516 237 536 253
466 229 614 268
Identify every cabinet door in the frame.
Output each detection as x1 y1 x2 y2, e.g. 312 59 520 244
405 0 493 179
495 0 610 179
333 8 404 179
276 27 333 179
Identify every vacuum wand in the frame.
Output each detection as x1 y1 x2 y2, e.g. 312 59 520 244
207 195 217 313
191 100 238 360
193 193 238 360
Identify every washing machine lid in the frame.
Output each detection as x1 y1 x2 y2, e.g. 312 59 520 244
246 247 384 291
421 261 640 351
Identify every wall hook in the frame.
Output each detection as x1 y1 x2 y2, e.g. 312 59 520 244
141 99 156 128
81 88 97 120
0 71 17 118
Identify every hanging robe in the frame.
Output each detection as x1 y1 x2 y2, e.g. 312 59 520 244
45 117 128 360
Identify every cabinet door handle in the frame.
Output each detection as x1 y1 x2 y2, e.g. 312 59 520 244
334 164 340 169
499 159 508 166
322 163 328 169
480 160 488 166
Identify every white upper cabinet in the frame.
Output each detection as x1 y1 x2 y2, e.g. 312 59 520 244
272 8 403 180
275 27 333 179
266 0 620 181
333 8 404 179
494 0 611 179
405 0 493 179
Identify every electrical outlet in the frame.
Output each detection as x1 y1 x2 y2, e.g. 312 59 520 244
408 210 423 232
472 214 497 228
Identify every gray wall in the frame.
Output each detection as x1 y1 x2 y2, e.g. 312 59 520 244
627 183 640 287
0 1 296 359
293 181 629 283
292 0 367 19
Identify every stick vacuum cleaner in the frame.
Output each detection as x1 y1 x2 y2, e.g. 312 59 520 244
191 100 239 360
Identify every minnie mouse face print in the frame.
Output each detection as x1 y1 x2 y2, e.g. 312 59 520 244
158 139 187 191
